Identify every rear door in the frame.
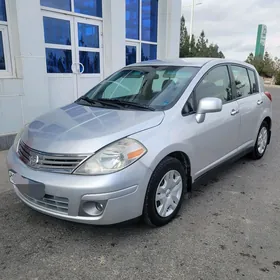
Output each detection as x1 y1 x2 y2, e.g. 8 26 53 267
230 65 263 147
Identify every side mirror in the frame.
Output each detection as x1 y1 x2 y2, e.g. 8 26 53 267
196 97 222 123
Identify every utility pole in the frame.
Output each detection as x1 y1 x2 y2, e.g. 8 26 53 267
189 0 195 44
182 1 202 44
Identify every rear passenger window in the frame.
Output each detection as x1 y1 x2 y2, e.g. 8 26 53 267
195 66 233 105
248 70 259 93
231 66 251 98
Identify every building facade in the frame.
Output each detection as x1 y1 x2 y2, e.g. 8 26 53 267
0 0 181 150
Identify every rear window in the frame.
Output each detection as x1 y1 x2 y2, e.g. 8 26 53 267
232 66 251 98
248 69 259 93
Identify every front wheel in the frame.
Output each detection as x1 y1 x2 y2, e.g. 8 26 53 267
251 121 269 160
143 157 187 227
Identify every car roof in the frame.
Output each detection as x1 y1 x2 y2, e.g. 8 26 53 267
128 58 255 69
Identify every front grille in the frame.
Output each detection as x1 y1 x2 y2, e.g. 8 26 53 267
18 140 87 173
21 192 69 214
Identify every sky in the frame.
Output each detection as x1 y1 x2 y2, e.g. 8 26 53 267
181 0 280 60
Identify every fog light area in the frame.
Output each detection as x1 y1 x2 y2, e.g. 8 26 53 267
82 201 105 216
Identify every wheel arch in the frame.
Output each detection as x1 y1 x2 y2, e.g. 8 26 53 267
147 150 192 193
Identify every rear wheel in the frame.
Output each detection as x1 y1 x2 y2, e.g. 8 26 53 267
251 121 269 160
143 157 187 227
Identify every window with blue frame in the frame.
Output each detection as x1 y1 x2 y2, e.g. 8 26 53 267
126 0 158 65
126 0 139 40
74 0 102 17
0 31 5 70
126 46 137 65
0 0 7 21
40 0 71 11
141 43 157 61
43 17 71 45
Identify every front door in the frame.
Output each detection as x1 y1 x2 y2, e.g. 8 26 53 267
189 65 241 177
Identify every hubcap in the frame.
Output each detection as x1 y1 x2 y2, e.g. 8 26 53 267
257 127 268 155
155 170 183 218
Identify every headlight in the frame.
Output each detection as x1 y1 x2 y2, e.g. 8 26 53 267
74 138 147 175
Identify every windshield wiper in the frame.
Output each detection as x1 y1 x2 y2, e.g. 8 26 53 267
97 99 155 111
77 96 121 109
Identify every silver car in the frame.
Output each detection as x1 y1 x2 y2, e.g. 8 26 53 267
7 58 272 227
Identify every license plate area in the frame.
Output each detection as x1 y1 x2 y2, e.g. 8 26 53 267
9 171 45 200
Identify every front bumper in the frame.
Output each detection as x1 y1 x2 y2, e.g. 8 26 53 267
7 148 152 225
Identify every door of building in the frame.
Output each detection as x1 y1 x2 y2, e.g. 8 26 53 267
42 10 103 109
73 17 103 98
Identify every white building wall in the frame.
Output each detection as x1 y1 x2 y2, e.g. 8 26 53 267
0 0 182 149
158 0 181 60
103 0 126 78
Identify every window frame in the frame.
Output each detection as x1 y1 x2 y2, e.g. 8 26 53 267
42 10 103 76
229 64 258 100
182 64 236 116
0 0 13 78
40 0 103 21
42 11 74 76
125 0 158 64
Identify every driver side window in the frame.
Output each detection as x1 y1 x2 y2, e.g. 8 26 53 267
195 66 233 106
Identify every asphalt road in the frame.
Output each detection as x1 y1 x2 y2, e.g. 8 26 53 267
1 87 280 280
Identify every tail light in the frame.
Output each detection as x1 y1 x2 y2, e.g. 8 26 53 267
264 91 272 102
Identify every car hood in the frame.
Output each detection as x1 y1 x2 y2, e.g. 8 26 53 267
21 103 164 154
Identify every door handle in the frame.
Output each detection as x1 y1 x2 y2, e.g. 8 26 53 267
71 62 85 74
78 62 85 74
71 62 79 74
231 109 239 116
257 100 263 105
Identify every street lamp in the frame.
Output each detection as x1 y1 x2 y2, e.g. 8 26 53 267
182 1 203 44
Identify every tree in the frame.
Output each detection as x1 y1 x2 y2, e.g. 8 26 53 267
245 52 274 77
179 20 224 59
246 53 254 64
189 35 196 57
196 31 208 57
180 16 189 57
275 71 280 85
208 44 225 58
263 52 275 77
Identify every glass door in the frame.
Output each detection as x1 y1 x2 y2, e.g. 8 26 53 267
73 17 103 98
43 11 78 108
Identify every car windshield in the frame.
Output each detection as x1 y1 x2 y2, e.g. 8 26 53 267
77 66 200 111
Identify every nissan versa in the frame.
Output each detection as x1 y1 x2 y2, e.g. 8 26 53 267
7 58 272 227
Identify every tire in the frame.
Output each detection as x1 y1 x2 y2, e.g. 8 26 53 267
143 157 187 227
251 121 269 160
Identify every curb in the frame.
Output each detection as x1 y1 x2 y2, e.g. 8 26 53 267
265 85 280 89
